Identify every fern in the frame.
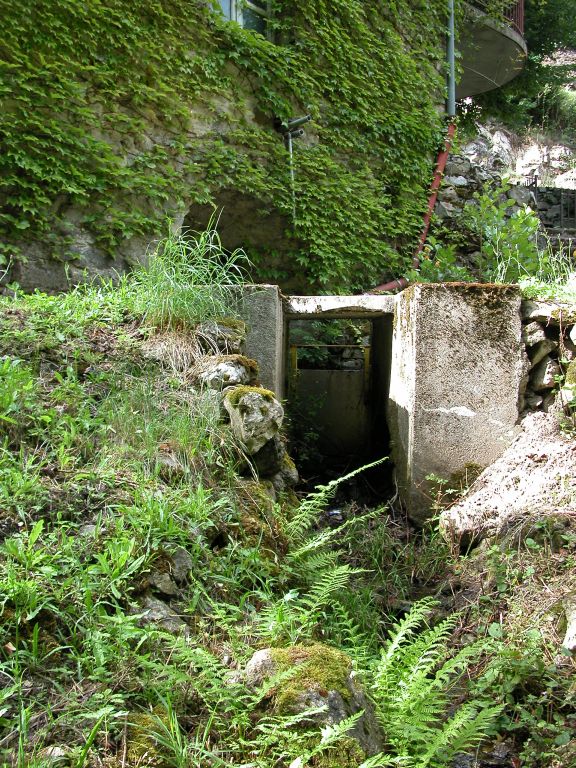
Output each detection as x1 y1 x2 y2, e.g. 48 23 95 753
255 564 362 644
329 601 375 668
371 599 503 767
285 458 387 543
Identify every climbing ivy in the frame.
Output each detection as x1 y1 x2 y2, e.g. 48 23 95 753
0 0 448 291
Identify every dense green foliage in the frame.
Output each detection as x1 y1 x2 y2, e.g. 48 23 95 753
0 0 447 291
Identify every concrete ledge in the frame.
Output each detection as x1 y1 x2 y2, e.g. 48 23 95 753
458 4 527 98
285 294 395 318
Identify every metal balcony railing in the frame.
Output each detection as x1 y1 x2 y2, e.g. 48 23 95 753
470 0 525 36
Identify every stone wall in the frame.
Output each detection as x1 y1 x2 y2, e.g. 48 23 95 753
520 299 576 414
434 154 535 271
533 187 576 231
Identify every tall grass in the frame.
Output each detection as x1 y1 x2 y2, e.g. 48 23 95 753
130 224 251 330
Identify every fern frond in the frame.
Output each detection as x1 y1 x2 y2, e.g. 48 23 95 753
300 564 362 617
382 597 438 662
293 549 341 581
417 702 503 766
329 601 375 668
285 458 387 542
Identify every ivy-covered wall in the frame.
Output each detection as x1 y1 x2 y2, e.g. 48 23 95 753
0 0 447 293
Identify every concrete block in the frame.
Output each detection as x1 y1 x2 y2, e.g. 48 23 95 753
388 284 523 523
240 285 285 397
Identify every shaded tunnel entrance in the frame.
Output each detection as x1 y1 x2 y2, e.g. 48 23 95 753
283 296 394 495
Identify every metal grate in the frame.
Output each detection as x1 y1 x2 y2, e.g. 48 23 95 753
560 190 576 231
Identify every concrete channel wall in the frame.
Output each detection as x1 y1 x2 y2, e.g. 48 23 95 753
241 283 525 522
387 284 524 522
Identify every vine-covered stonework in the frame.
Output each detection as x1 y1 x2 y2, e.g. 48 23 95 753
0 0 447 292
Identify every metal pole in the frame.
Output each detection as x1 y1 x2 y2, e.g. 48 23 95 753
447 0 456 117
287 131 296 223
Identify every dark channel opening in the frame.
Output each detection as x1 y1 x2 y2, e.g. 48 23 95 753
285 315 394 503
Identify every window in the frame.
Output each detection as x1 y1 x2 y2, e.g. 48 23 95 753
215 1 272 38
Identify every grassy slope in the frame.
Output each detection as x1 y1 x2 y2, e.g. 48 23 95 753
0 269 401 766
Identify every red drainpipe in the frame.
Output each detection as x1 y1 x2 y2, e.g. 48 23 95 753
367 120 457 294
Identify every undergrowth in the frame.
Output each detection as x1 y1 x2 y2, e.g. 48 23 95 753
0 230 573 767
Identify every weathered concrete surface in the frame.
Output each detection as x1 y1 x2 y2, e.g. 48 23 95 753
388 283 524 523
439 411 576 545
296 369 371 459
240 285 285 397
285 294 395 318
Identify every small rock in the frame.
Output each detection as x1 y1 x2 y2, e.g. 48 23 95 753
562 334 576 361
38 746 70 766
250 434 285 477
529 338 558 366
244 648 278 686
243 646 383 757
522 300 576 325
137 595 190 637
77 523 97 538
155 450 186 482
445 157 471 176
170 547 193 584
507 185 533 206
148 571 179 597
522 321 546 347
531 356 561 392
435 201 457 220
270 452 300 492
223 387 284 455
523 393 543 411
439 185 460 204
196 320 246 354
444 175 469 187
193 355 256 390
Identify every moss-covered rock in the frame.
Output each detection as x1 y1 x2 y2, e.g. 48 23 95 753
243 644 384 757
223 386 284 454
126 710 169 767
270 644 353 711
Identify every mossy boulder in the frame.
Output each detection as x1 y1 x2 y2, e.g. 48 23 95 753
195 318 247 354
223 386 283 454
243 644 383 757
193 354 258 390
126 710 169 767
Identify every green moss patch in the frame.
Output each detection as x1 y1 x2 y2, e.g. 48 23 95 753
225 385 276 407
270 643 352 712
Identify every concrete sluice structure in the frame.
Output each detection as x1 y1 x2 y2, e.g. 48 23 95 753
240 284 525 522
